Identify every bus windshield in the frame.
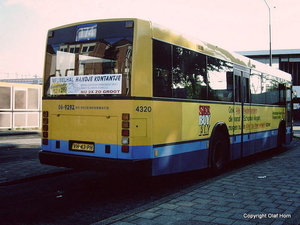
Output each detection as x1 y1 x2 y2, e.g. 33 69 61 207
43 21 133 97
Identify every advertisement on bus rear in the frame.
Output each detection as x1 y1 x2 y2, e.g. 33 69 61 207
49 74 122 95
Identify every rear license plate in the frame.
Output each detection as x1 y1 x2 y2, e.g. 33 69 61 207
70 141 94 152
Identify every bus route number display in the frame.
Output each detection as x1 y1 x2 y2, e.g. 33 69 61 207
50 74 122 95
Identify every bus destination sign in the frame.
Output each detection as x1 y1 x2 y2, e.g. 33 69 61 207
76 23 97 42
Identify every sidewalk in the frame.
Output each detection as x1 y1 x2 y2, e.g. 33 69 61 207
94 141 300 225
94 125 300 225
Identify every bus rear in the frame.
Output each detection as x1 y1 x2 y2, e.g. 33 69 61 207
39 19 153 175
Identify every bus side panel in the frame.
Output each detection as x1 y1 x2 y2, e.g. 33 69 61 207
152 101 183 145
230 135 242 160
131 20 152 97
152 101 233 175
152 141 209 176
118 145 152 160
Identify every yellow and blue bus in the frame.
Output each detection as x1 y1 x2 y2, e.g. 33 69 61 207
39 18 292 176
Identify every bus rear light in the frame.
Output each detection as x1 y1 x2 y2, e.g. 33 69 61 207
122 113 130 120
43 111 49 117
122 137 129 145
43 125 48 131
43 132 48 138
122 129 130 136
42 139 48 145
121 113 130 153
42 111 49 145
121 145 129 153
122 121 130 128
43 118 48 124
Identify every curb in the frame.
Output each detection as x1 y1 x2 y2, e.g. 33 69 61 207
0 131 40 136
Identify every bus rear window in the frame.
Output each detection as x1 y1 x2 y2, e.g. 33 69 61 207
44 21 133 97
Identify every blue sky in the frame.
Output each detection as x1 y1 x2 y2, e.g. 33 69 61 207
0 0 299 78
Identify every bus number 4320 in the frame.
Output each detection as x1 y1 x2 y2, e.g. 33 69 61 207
136 106 152 112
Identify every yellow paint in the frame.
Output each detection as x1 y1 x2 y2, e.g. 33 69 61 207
151 100 286 146
131 19 153 97
152 101 182 145
131 118 147 137
43 99 154 146
44 97 287 148
51 114 118 144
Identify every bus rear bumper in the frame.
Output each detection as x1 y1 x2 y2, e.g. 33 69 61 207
39 150 152 176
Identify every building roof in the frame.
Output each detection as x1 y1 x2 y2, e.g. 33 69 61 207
236 49 300 56
0 78 42 85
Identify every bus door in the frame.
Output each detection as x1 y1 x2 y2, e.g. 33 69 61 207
241 70 251 156
286 84 293 143
232 66 251 159
280 83 293 144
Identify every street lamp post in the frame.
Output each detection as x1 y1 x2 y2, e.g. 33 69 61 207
263 0 272 67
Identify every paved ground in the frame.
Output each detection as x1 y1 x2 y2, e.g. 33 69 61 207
0 131 69 185
94 144 300 225
1 126 300 225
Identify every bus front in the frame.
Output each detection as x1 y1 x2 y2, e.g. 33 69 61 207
39 19 152 175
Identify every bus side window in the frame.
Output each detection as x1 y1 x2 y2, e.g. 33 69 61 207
243 75 250 103
154 69 169 97
234 74 241 103
265 74 280 104
279 83 286 105
250 72 264 104
172 48 210 100
153 40 172 97
234 67 250 103
207 57 233 102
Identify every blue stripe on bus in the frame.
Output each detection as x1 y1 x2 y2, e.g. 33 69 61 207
43 139 153 160
230 129 285 160
152 139 209 158
43 139 209 160
44 140 116 158
150 140 210 176
152 149 209 176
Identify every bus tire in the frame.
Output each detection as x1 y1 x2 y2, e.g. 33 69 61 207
276 122 286 152
210 129 229 175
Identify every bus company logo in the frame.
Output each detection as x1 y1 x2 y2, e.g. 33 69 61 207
199 105 211 136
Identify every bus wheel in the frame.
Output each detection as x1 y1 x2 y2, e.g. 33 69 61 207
210 130 229 175
276 123 285 152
